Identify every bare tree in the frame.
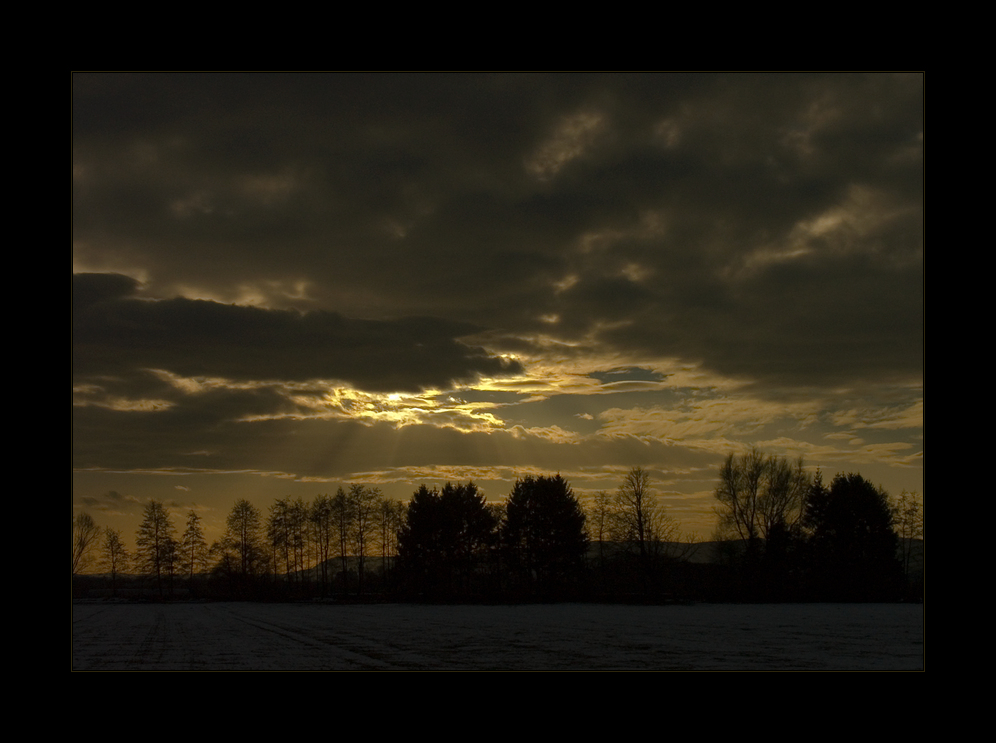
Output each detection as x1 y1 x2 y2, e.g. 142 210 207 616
267 497 311 585
267 497 293 580
332 487 352 592
758 454 809 539
72 512 102 575
179 510 209 579
349 484 381 595
311 494 335 595
377 497 405 577
714 448 765 544
714 448 809 548
135 500 176 596
289 497 310 582
586 491 613 568
617 469 686 557
101 528 129 595
611 467 691 592
614 467 677 561
162 533 179 597
222 499 264 576
893 490 924 583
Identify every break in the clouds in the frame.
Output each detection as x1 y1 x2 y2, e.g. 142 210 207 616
73 73 922 537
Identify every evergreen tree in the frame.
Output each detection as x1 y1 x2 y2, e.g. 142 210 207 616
397 482 497 596
504 474 587 594
802 472 902 600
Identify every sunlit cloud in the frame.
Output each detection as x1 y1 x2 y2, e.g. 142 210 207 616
597 395 818 445
507 424 582 444
73 383 175 413
526 110 606 180
830 399 923 430
782 437 922 469
734 185 922 277
224 383 510 434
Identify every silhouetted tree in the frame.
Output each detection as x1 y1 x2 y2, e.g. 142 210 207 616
179 510 209 579
377 497 405 579
268 497 309 583
221 499 264 576
893 490 923 586
311 494 335 596
397 485 439 585
331 487 352 592
617 468 652 562
348 484 381 595
397 482 497 596
288 497 310 581
615 467 683 561
610 467 690 593
72 511 102 575
503 474 588 594
801 472 902 600
162 533 179 597
135 499 176 597
586 490 613 569
713 448 809 558
101 527 129 595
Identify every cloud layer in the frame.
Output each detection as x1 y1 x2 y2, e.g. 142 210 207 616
73 272 521 392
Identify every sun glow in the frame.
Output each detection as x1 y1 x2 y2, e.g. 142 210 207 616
234 384 510 433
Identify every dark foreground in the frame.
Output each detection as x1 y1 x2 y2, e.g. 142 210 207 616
72 601 923 671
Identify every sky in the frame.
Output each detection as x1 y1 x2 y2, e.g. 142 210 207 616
72 72 923 545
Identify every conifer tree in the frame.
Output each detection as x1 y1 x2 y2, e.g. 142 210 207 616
504 474 588 592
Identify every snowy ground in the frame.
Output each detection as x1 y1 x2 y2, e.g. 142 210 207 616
72 602 924 671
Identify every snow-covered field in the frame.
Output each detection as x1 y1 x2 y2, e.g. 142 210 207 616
72 602 923 671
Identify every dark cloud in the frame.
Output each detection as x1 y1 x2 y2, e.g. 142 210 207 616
581 249 923 390
73 272 521 392
73 74 922 390
71 271 139 308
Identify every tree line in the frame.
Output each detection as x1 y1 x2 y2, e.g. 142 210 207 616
711 448 923 601
72 452 922 602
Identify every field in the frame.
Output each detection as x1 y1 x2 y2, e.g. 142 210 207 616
72 601 923 671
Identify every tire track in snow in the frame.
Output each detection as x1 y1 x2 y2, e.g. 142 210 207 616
214 604 406 670
132 610 170 667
